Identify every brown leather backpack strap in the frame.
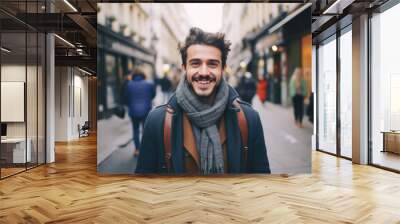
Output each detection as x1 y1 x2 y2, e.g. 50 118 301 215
163 105 174 172
233 99 249 166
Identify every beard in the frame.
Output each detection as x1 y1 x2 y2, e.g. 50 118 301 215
186 73 221 100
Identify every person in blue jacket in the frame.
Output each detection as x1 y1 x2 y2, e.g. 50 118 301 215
136 27 270 174
123 68 156 156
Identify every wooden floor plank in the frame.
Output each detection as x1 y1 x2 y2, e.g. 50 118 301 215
1 134 400 223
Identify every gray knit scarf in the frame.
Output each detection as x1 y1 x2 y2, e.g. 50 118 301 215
176 77 229 174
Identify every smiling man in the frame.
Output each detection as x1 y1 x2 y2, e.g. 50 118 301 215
136 27 270 174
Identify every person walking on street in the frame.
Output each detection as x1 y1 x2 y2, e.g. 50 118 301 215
236 71 257 105
307 92 314 123
123 68 156 156
257 74 268 104
159 72 173 104
136 27 270 174
289 68 307 128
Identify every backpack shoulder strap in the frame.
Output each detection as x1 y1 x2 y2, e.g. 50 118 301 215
232 99 249 166
163 105 174 172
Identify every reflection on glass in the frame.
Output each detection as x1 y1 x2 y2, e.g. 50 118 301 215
318 37 337 154
340 29 352 158
371 3 400 171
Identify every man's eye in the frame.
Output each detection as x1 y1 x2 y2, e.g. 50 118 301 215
190 62 200 67
208 63 218 68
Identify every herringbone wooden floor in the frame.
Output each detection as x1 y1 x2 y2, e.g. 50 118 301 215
1 135 400 224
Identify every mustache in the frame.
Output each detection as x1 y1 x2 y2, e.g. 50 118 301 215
191 74 217 82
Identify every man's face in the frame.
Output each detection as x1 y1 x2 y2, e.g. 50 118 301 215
183 44 224 97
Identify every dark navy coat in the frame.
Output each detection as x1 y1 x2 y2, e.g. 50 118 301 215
123 76 156 118
136 86 270 174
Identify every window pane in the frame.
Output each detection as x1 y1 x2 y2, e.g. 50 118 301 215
318 37 337 154
340 29 352 158
371 3 400 171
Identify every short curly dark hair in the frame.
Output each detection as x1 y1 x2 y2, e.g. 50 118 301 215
179 27 231 68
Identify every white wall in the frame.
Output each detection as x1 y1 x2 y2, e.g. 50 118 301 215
55 66 68 141
54 67 89 141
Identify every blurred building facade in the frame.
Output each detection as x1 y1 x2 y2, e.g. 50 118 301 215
150 3 190 90
222 3 311 107
97 3 189 118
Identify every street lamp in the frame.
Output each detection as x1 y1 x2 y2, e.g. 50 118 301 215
240 61 247 69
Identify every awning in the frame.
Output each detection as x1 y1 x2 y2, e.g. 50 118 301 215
111 42 154 63
244 12 287 44
98 24 155 64
255 31 283 54
268 3 312 34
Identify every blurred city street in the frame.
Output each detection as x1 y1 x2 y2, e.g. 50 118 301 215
97 3 313 174
97 86 165 173
252 97 312 174
98 90 312 174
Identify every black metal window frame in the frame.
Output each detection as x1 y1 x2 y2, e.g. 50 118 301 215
0 0 47 180
314 21 353 161
315 0 400 174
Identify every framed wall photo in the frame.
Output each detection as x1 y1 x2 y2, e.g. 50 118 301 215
97 3 312 175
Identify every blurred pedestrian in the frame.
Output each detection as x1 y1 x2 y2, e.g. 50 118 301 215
307 92 314 123
289 68 307 128
236 71 257 105
123 68 156 156
159 72 172 103
257 74 267 104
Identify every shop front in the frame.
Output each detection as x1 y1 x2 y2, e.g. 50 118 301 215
97 24 155 119
248 5 312 106
246 13 287 105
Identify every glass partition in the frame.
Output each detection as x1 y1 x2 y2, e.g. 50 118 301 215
1 31 28 177
0 1 46 179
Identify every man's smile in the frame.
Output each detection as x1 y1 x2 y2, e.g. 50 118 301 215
192 74 216 91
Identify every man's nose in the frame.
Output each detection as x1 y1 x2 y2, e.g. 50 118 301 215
199 63 209 74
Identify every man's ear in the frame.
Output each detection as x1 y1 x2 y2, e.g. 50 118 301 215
181 64 188 80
